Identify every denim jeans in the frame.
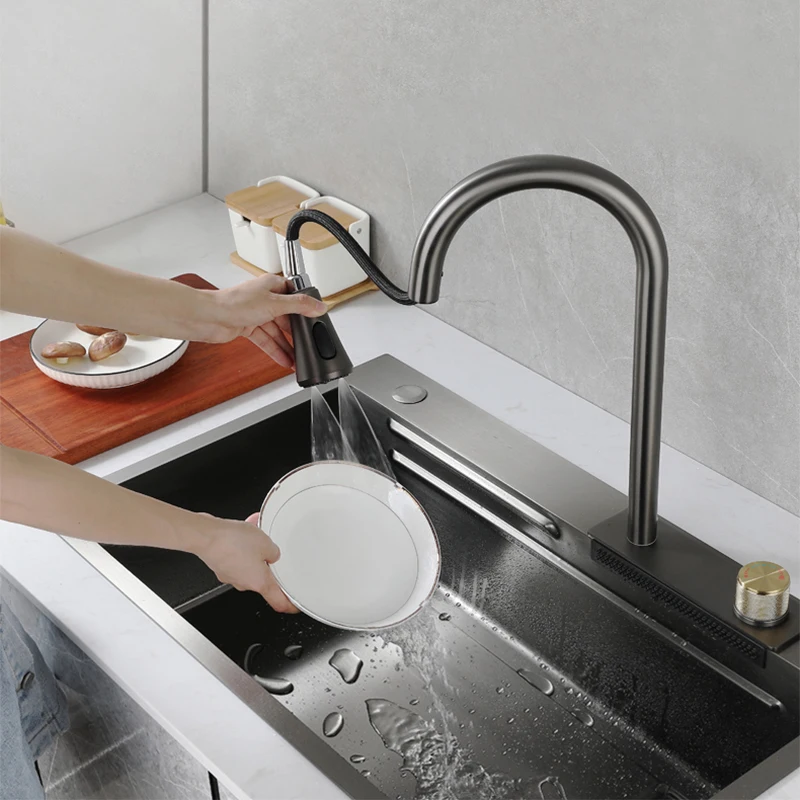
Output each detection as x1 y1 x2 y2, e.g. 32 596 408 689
1 601 69 800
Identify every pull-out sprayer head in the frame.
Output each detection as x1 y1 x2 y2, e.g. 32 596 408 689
284 235 353 387
283 207 413 388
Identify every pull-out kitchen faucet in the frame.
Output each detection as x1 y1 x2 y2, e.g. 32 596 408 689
283 155 668 546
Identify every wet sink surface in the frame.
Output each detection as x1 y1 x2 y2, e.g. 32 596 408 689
184 586 712 800
97 362 798 800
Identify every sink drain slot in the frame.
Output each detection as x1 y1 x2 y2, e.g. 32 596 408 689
390 420 559 539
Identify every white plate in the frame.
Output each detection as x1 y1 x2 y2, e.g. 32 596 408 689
30 320 188 389
259 461 441 630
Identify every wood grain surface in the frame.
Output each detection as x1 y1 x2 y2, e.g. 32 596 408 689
0 274 292 464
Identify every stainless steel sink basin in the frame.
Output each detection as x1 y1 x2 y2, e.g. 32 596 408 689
71 356 799 800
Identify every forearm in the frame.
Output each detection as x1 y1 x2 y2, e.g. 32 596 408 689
0 227 225 340
0 444 213 555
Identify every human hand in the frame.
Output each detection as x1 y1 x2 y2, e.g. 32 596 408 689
195 512 299 613
210 273 327 368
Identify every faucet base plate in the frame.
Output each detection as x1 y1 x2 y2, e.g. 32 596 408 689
588 511 799 659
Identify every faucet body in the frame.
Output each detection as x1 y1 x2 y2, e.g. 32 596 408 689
284 156 668 546
409 156 668 546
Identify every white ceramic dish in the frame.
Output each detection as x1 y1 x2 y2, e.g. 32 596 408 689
258 461 441 631
30 320 188 389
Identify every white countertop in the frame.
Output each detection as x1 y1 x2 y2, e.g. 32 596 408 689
1 193 797 799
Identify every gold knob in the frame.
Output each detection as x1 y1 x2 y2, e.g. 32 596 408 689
734 562 790 627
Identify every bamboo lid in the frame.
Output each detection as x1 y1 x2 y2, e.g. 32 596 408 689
225 182 312 226
272 202 359 251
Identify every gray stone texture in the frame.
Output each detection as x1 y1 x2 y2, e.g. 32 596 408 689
208 0 799 514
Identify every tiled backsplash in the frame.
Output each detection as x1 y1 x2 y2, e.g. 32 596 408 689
208 0 799 514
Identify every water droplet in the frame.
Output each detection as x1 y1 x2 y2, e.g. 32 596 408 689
284 644 303 660
323 712 344 737
243 642 263 673
468 709 475 714
496 686 505 694
329 649 364 684
572 711 594 728
254 676 294 695
349 754 366 764
409 698 419 706
507 717 515 724
517 668 555 696
438 612 451 621
360 769 371 777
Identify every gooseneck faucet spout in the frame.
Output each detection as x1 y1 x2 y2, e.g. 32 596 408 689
283 156 668 546
409 156 668 547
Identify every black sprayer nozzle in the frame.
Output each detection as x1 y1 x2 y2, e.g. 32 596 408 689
290 286 353 387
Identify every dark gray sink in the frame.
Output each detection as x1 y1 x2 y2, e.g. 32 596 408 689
75 356 799 800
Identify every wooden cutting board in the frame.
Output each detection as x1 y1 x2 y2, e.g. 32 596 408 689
0 274 292 464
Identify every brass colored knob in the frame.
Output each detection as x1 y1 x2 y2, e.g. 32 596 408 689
734 562 790 628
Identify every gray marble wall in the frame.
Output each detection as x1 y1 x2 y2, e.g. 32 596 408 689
208 0 799 514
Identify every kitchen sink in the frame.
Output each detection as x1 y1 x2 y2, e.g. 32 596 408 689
71 355 799 799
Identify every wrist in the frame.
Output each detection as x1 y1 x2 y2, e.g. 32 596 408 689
182 287 233 343
180 510 219 559
196 287 240 343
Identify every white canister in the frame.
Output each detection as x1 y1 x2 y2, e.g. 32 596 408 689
226 176 319 273
273 196 370 298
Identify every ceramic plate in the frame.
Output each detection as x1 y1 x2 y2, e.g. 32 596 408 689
259 461 440 630
30 320 188 389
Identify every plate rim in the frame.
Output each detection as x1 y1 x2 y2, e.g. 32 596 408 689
29 318 188 376
258 460 441 631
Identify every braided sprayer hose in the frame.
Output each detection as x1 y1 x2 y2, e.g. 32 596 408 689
284 209 415 305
